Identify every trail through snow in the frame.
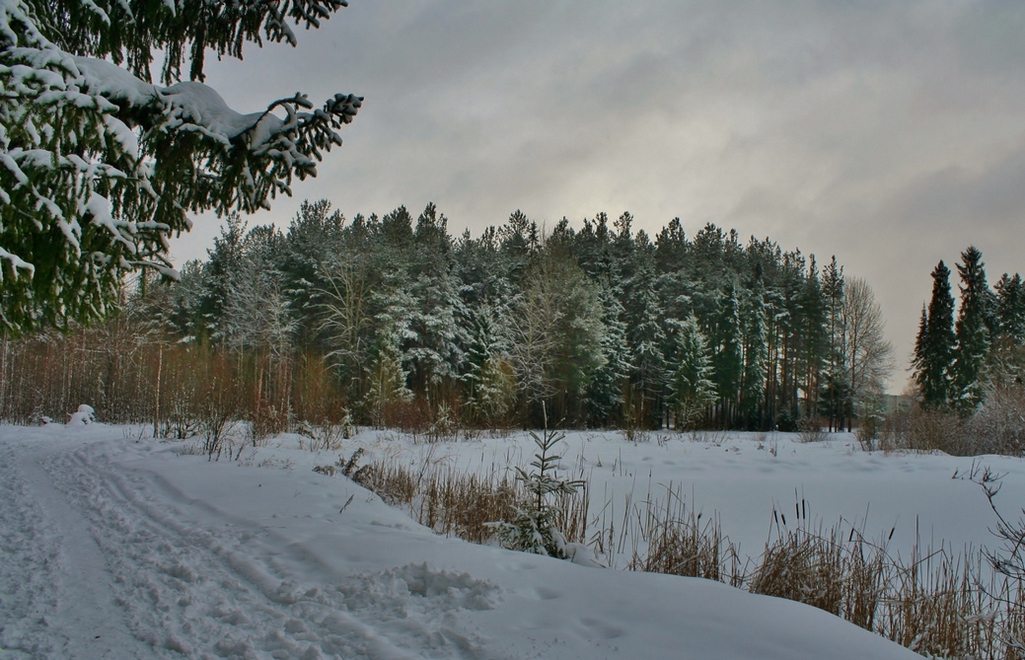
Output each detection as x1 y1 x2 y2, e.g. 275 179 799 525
0 425 923 658
1 432 479 658
1 439 150 657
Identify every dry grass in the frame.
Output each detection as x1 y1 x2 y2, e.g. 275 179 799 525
632 485 735 582
566 480 1025 658
585 481 743 585
750 523 846 615
353 455 587 546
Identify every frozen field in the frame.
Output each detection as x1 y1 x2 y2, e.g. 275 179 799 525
8 421 1021 658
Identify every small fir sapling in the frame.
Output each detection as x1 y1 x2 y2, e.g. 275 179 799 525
489 405 584 558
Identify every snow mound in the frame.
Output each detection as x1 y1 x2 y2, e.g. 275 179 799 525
66 404 94 426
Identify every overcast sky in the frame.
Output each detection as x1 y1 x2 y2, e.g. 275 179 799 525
170 1 1025 393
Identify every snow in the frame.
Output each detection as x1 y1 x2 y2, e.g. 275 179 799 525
69 56 281 148
0 423 949 658
65 404 94 426
71 56 158 110
161 81 281 146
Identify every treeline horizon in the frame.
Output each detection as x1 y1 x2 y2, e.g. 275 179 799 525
0 200 894 432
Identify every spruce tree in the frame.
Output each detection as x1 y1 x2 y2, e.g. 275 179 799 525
404 204 465 396
913 261 956 408
281 200 347 346
668 315 716 429
584 281 631 428
364 327 413 428
951 246 991 412
797 258 828 420
820 257 847 430
462 306 515 426
625 263 668 429
740 289 768 429
995 273 1025 345
991 273 1025 385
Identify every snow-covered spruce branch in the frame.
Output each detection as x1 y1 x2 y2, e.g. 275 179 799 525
0 0 360 334
22 1 349 84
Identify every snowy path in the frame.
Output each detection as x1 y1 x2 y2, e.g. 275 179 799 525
1 434 487 658
0 426 921 659
1 440 148 657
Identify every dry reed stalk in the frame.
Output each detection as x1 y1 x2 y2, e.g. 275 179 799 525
748 524 845 615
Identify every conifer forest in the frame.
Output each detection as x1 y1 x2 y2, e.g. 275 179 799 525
2 200 905 434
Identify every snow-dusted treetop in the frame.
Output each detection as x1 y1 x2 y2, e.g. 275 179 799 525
0 0 361 334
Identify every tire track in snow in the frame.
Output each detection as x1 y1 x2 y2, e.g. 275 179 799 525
32 441 497 659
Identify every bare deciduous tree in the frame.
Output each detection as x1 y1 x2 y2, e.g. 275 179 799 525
316 253 375 386
842 277 894 430
509 265 563 406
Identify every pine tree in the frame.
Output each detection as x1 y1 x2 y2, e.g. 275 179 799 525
913 261 956 408
711 282 743 427
740 289 768 429
1 0 361 334
951 246 992 413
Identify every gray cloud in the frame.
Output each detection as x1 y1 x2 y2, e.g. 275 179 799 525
171 0 1025 391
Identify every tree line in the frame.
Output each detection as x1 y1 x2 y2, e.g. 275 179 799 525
114 199 890 431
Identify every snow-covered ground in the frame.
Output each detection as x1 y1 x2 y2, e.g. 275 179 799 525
9 422 1019 658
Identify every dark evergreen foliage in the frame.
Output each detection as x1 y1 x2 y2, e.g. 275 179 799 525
995 274 1025 345
913 261 957 409
910 248 1025 414
951 247 992 413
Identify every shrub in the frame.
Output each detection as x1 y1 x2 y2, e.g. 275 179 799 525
878 406 965 454
964 383 1025 456
797 416 828 443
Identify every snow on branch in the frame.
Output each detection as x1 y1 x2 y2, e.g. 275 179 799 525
0 0 360 334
